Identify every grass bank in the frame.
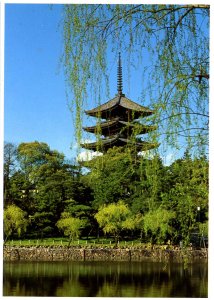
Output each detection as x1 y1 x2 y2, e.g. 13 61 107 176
4 237 207 251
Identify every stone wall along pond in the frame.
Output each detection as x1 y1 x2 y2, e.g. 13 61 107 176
3 246 208 262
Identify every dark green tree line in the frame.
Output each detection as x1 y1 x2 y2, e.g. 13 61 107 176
3 141 93 238
3 142 208 246
81 146 208 244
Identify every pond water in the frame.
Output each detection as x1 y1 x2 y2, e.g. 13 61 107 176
3 260 208 297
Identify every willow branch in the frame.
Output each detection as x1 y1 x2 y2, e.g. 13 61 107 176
159 112 209 124
173 7 194 35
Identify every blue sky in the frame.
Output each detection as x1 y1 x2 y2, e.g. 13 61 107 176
4 4 76 159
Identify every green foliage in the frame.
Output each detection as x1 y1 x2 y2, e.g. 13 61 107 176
143 208 176 244
83 147 136 208
136 154 166 212
29 212 54 237
3 141 208 247
4 141 93 238
56 212 84 242
161 154 208 244
4 204 28 241
95 200 137 242
83 147 166 214
199 221 208 237
4 143 18 206
17 141 64 179
8 170 36 214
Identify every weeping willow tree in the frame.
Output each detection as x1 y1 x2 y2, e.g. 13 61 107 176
61 4 209 156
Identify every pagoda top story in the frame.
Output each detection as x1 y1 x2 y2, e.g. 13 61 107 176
84 53 154 121
81 53 158 152
85 95 154 121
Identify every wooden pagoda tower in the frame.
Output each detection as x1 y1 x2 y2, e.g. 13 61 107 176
81 53 157 153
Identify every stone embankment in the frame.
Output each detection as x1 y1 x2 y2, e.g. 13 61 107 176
3 245 208 262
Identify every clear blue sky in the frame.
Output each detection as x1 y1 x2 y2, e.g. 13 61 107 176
4 4 76 159
4 3 157 161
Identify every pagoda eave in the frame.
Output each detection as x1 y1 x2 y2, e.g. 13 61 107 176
85 95 154 120
83 119 157 136
81 136 158 152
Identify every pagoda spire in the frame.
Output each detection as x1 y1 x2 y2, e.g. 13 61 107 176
117 52 123 95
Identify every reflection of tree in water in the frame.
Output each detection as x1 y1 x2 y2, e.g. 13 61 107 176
76 266 170 297
3 274 64 296
3 262 69 297
3 261 208 297
57 261 208 297
170 263 208 298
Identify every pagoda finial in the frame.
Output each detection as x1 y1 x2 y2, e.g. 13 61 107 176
117 52 123 95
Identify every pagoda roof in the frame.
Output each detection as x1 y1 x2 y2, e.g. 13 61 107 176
81 135 158 152
85 94 154 120
83 118 157 136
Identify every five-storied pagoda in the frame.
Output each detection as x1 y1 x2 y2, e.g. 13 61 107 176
81 53 157 153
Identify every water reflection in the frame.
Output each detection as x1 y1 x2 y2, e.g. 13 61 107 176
3 260 208 297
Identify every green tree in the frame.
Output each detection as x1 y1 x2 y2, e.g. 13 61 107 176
131 154 167 214
17 141 65 177
83 147 166 216
143 207 176 244
162 154 208 245
95 200 137 242
62 4 209 152
10 141 87 238
56 212 84 244
4 142 18 206
4 204 28 241
64 198 94 238
83 147 138 208
8 170 36 215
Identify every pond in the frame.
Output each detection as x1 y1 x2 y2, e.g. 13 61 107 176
3 260 208 297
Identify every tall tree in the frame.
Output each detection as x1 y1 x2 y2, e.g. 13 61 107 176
3 143 18 206
8 170 35 214
15 141 84 237
17 141 64 177
61 4 209 153
161 153 208 244
82 147 140 208
143 207 176 244
83 147 166 213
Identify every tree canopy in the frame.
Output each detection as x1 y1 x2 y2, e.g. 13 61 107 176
3 141 208 246
56 212 84 244
4 141 92 239
4 204 28 242
95 200 137 242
